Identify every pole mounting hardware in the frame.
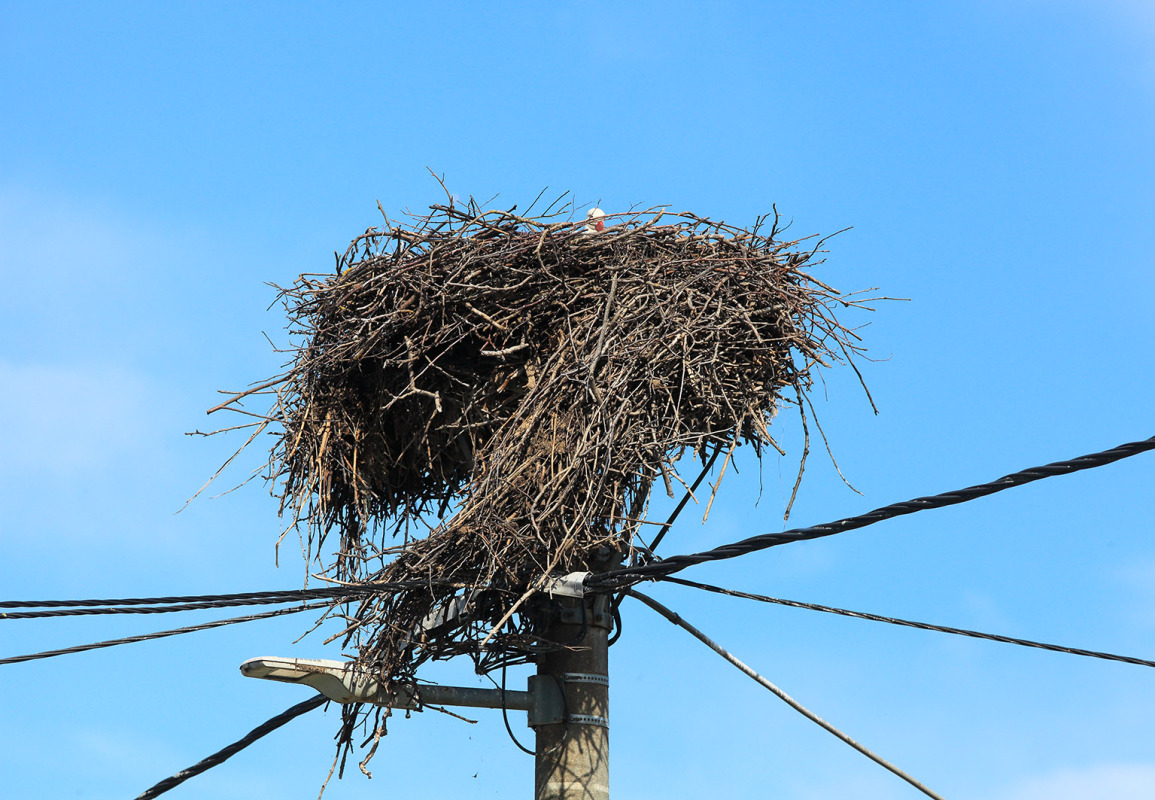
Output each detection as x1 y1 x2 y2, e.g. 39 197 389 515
562 672 609 687
539 572 590 598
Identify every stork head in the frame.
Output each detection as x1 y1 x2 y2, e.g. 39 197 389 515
585 208 606 233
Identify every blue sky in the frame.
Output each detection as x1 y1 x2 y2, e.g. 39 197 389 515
2 2 1153 798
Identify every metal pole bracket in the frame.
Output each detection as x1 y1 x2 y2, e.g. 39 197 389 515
526 672 610 728
539 572 590 598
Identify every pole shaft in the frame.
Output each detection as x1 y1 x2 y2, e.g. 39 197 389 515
534 595 610 800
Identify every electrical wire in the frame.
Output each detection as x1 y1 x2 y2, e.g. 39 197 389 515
591 434 1155 590
609 446 722 645
645 446 722 555
2 596 348 619
660 576 1155 670
606 600 624 647
630 589 946 800
0 583 425 615
500 662 535 756
0 602 329 666
134 694 327 800
0 586 365 609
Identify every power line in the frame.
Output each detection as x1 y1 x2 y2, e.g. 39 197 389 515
630 589 945 800
0 603 329 666
3 595 351 619
0 584 409 612
590 434 1155 590
645 446 722 555
499 662 536 756
134 694 327 800
660 576 1155 670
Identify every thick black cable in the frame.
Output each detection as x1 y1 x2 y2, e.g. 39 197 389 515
611 446 722 644
607 601 624 647
501 662 535 756
134 694 326 800
661 576 1155 670
2 595 349 619
646 446 722 555
0 587 357 609
0 583 423 613
0 602 329 666
591 434 1155 589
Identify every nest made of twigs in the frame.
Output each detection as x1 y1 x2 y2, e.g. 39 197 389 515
212 195 874 771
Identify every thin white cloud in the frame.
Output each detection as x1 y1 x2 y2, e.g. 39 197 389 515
1117 557 1155 628
998 763 1155 800
1107 0 1155 30
1087 0 1155 86
960 589 1016 632
0 185 153 297
0 360 155 476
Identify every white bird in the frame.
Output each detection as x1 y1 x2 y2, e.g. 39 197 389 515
585 208 606 233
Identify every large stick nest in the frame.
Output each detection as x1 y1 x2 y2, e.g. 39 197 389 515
216 197 872 767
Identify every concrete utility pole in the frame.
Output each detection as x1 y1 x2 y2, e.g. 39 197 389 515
532 592 612 800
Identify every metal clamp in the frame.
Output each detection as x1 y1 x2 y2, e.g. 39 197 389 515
555 592 613 629
563 672 609 687
539 572 590 598
527 673 610 728
415 590 477 634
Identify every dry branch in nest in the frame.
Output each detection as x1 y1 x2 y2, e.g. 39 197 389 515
211 196 875 769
